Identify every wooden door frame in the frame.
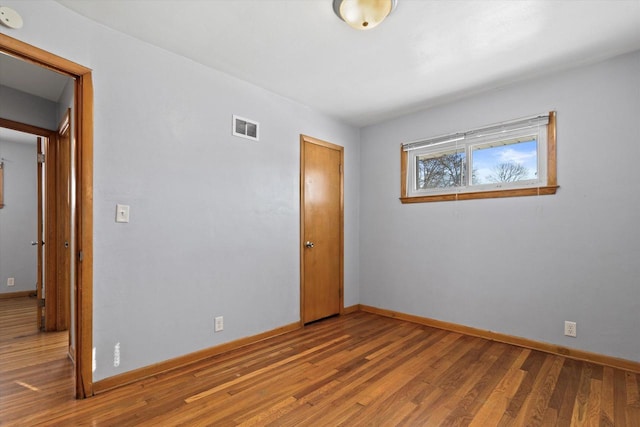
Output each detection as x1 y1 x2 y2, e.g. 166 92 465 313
299 134 344 325
37 137 44 330
43 128 59 331
0 33 94 398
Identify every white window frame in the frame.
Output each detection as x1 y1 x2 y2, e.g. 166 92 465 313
401 112 558 203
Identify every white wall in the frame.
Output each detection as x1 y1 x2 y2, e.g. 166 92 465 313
0 136 38 294
1 0 360 381
360 50 640 362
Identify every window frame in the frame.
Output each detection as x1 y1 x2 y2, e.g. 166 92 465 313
400 111 557 203
0 160 3 208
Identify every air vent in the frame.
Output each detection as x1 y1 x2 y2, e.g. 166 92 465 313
232 115 259 141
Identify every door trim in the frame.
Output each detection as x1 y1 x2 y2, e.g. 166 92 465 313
0 33 94 398
299 134 344 325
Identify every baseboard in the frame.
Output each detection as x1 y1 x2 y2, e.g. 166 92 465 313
342 304 360 315
92 321 301 395
0 290 35 299
360 304 640 374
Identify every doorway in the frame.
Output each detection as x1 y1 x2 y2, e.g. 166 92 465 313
300 135 344 324
0 33 93 398
0 123 54 330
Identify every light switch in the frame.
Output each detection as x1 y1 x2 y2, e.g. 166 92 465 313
116 204 130 223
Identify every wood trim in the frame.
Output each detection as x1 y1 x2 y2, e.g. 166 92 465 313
36 137 44 330
58 109 71 136
93 322 301 394
400 185 559 203
0 159 3 208
300 134 343 151
299 137 306 325
547 111 557 187
75 71 94 399
0 33 94 398
360 305 640 374
0 117 55 135
400 144 408 198
0 34 90 77
299 135 345 323
342 304 361 315
339 143 344 315
56 110 72 332
44 133 58 331
0 291 35 299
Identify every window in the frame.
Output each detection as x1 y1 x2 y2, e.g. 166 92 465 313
401 112 557 203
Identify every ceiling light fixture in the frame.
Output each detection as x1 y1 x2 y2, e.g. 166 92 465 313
0 5 23 29
333 0 397 30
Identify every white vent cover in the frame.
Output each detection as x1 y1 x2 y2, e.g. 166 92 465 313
232 115 259 141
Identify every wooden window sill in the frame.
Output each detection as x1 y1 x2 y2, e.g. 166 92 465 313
400 185 559 204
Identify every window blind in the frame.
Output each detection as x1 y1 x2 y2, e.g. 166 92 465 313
402 113 550 152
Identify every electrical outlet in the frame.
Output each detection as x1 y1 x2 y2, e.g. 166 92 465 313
114 342 121 367
7 277 14 286
215 316 224 332
564 321 577 337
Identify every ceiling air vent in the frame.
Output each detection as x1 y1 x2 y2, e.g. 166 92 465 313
232 115 259 141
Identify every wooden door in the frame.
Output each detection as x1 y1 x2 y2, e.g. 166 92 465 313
43 132 57 331
42 111 71 332
300 135 343 324
36 137 44 329
56 112 71 331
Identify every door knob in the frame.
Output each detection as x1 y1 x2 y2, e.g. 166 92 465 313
305 241 314 248
31 241 38 246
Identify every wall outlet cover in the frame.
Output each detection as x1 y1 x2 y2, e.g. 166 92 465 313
215 316 224 332
564 321 577 337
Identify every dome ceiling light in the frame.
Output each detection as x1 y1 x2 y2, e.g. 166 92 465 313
333 0 397 30
0 5 24 29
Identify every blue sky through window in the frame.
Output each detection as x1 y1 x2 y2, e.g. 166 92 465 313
472 139 538 184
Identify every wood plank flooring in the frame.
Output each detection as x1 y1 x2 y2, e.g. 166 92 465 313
1 296 639 426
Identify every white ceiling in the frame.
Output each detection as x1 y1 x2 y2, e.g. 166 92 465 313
23 1 640 126
0 52 70 102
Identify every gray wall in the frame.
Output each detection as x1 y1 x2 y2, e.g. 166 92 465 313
0 84 55 295
0 84 58 130
3 0 637 385
1 0 361 381
0 136 38 294
360 50 640 362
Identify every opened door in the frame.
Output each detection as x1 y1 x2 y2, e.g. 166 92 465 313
37 137 44 329
300 135 343 324
42 111 71 332
55 111 71 331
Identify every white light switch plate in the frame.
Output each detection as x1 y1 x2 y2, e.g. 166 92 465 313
116 204 130 223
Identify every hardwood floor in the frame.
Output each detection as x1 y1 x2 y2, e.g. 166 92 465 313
1 297 639 426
